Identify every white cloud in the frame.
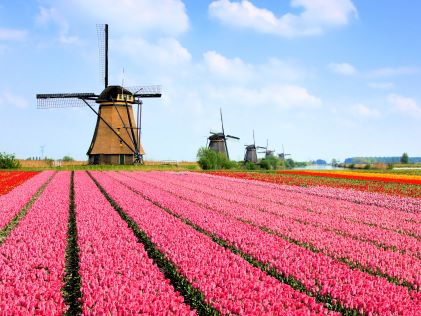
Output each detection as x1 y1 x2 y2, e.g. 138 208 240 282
209 0 357 37
388 94 421 117
0 28 27 41
54 0 189 36
115 37 191 67
352 103 380 118
328 62 356 75
369 67 420 77
367 82 394 90
208 84 322 109
204 51 252 82
203 51 308 83
0 91 28 109
36 7 78 44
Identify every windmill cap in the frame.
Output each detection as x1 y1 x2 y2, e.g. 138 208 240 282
208 133 225 140
96 85 134 103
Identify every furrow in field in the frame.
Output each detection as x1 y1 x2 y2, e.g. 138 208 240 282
108 171 421 315
148 172 421 257
90 171 333 316
124 171 421 291
73 171 194 314
0 171 54 231
0 172 69 314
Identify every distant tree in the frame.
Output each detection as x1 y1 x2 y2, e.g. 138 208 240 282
285 158 295 169
0 152 21 169
62 155 74 162
197 147 236 170
400 152 409 164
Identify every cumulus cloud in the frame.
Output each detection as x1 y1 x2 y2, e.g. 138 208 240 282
388 94 421 117
115 37 191 67
352 103 380 118
209 0 357 37
0 91 28 109
328 62 356 76
203 51 308 83
208 84 322 109
0 28 27 41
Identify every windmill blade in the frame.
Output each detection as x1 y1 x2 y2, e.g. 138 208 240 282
220 108 225 136
226 135 240 140
126 85 162 98
36 93 98 109
96 24 108 88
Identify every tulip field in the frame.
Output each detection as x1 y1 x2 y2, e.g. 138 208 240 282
0 171 38 196
0 170 420 315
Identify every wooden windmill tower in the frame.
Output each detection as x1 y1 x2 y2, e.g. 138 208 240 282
244 130 263 163
258 139 275 159
278 145 291 161
36 24 161 165
207 108 239 159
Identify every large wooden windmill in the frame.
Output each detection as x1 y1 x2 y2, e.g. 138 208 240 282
207 108 239 160
36 24 161 165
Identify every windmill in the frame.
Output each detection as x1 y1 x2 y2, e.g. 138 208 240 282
36 24 161 165
244 130 263 163
278 145 291 161
258 139 275 159
207 108 239 160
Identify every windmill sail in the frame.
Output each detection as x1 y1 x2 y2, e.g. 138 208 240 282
96 24 108 88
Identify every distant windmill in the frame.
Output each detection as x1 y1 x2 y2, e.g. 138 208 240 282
244 130 263 163
207 108 239 160
258 139 275 159
36 24 161 165
278 144 291 161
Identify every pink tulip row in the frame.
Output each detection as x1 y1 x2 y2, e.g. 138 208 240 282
0 172 69 315
109 171 421 315
150 172 421 258
91 171 334 315
127 171 421 290
170 172 421 238
73 171 194 315
0 171 54 230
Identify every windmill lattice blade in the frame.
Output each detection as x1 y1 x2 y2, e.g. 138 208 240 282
226 135 240 140
96 24 107 88
36 95 97 109
37 93 96 99
126 85 162 98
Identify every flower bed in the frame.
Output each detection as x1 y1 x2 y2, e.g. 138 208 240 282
0 171 38 196
207 171 421 199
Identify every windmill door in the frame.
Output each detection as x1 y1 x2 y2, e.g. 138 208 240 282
119 154 125 165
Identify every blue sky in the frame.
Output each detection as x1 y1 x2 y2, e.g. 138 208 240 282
1 0 421 162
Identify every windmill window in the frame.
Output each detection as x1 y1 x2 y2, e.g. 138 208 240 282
120 140 123 147
117 128 120 134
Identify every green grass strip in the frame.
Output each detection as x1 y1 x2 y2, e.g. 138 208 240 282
0 172 56 245
116 178 361 316
62 171 82 315
87 171 219 316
